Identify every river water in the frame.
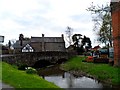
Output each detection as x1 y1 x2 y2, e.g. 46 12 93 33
37 64 113 88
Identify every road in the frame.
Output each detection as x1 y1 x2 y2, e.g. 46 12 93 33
0 82 14 90
0 54 14 58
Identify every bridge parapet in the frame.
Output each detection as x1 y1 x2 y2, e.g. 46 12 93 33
2 51 74 66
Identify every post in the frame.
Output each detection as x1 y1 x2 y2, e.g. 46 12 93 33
42 34 45 51
0 35 4 56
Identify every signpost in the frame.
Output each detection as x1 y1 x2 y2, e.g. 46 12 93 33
0 35 4 56
109 47 114 58
0 35 4 43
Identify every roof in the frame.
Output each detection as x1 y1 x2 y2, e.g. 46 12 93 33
31 37 64 43
13 40 30 49
92 45 101 50
13 36 65 49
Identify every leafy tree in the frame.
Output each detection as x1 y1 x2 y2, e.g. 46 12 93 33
72 34 84 54
98 13 112 46
65 26 73 46
82 36 92 51
72 34 92 54
24 37 30 40
72 34 82 48
87 3 112 47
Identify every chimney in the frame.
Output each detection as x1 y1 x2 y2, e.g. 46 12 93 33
42 34 45 51
61 34 64 38
42 34 44 37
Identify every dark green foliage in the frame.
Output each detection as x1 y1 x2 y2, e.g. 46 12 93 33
19 34 24 46
72 34 82 47
82 36 92 51
72 34 92 54
72 34 84 54
26 67 37 74
8 40 11 48
18 64 28 70
24 37 30 40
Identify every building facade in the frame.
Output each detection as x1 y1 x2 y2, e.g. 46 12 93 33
111 0 120 66
13 34 66 53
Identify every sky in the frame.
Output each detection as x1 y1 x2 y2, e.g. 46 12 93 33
0 0 110 47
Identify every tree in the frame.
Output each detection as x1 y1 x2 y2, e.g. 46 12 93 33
8 40 11 48
72 34 82 48
65 26 73 46
72 34 92 54
87 3 112 47
24 37 30 40
97 13 112 46
72 34 84 54
6 39 16 49
19 34 24 46
82 36 92 51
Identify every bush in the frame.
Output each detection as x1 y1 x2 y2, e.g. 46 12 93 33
26 67 37 74
18 64 28 70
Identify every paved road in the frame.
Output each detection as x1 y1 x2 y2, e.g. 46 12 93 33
0 82 14 90
0 54 14 58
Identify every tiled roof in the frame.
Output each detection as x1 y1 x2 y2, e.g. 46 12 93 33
13 40 30 49
13 36 64 49
31 37 64 42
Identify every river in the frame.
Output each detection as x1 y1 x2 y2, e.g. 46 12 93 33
37 64 113 88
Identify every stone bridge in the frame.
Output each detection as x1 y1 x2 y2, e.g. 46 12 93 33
2 51 74 67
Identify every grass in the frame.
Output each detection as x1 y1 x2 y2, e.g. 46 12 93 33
1 61 61 89
61 56 120 85
0 61 2 80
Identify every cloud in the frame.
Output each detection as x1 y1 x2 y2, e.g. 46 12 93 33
0 0 110 46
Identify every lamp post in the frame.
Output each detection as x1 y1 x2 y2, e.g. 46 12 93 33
0 35 4 43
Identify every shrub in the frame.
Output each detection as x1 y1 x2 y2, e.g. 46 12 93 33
26 67 37 74
18 64 28 70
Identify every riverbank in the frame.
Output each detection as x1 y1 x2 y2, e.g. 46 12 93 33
1 61 60 89
60 56 120 86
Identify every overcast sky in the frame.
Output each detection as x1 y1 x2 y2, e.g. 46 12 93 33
0 0 110 47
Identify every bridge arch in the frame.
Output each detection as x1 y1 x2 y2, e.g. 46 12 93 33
33 59 52 68
56 58 68 64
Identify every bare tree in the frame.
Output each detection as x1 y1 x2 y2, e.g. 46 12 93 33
65 26 73 46
87 2 113 47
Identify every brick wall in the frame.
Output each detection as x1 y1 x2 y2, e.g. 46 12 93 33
111 1 120 66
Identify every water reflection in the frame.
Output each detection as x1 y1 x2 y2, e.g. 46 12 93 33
37 65 103 88
44 72 103 88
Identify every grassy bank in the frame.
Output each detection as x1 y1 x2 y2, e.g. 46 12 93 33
61 56 120 85
0 61 2 80
1 61 60 89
